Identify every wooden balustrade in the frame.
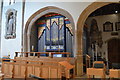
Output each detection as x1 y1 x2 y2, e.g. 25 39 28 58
15 52 70 58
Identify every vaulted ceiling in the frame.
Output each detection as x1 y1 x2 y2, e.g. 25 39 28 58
89 3 120 17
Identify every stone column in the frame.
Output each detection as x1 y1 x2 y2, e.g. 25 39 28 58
76 50 83 77
76 28 83 77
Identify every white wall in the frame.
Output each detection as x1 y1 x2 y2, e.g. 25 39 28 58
24 2 91 56
1 1 92 58
1 2 23 58
0 0 3 58
24 2 91 30
86 14 119 59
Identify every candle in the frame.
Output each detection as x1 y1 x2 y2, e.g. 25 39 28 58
32 45 34 51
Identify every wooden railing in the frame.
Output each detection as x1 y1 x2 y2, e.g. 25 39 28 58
15 52 71 58
86 54 91 68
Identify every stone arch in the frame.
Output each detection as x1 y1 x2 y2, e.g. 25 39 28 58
23 6 75 53
105 37 120 43
77 2 111 55
76 2 120 76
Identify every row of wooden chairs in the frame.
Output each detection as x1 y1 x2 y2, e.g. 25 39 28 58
87 61 120 79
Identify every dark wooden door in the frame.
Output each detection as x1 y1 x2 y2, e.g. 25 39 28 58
108 38 120 63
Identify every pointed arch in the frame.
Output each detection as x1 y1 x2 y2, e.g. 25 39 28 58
23 6 75 53
76 2 119 76
105 37 120 43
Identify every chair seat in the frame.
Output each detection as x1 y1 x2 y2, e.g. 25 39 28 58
109 69 120 78
87 61 106 78
87 68 105 76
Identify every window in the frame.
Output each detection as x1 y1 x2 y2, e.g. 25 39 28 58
9 0 15 5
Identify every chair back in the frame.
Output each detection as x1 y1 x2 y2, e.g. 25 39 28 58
93 61 105 68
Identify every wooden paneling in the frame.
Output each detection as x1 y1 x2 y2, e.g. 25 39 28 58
34 66 41 77
41 67 49 78
27 65 34 77
2 63 13 78
50 68 58 78
14 64 19 77
20 65 26 78
13 63 26 78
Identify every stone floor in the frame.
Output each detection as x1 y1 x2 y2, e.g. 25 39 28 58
76 74 110 79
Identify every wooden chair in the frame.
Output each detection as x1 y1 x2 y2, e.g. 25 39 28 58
109 69 120 79
109 63 120 79
87 61 106 79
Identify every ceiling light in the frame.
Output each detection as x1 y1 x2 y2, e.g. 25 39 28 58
115 10 118 13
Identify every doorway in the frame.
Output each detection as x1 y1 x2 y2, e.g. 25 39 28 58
108 38 120 64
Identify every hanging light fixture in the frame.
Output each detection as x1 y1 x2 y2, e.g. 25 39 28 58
114 3 119 14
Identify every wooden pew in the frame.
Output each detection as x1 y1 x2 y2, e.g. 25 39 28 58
2 59 75 79
2 52 75 79
2 59 27 78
